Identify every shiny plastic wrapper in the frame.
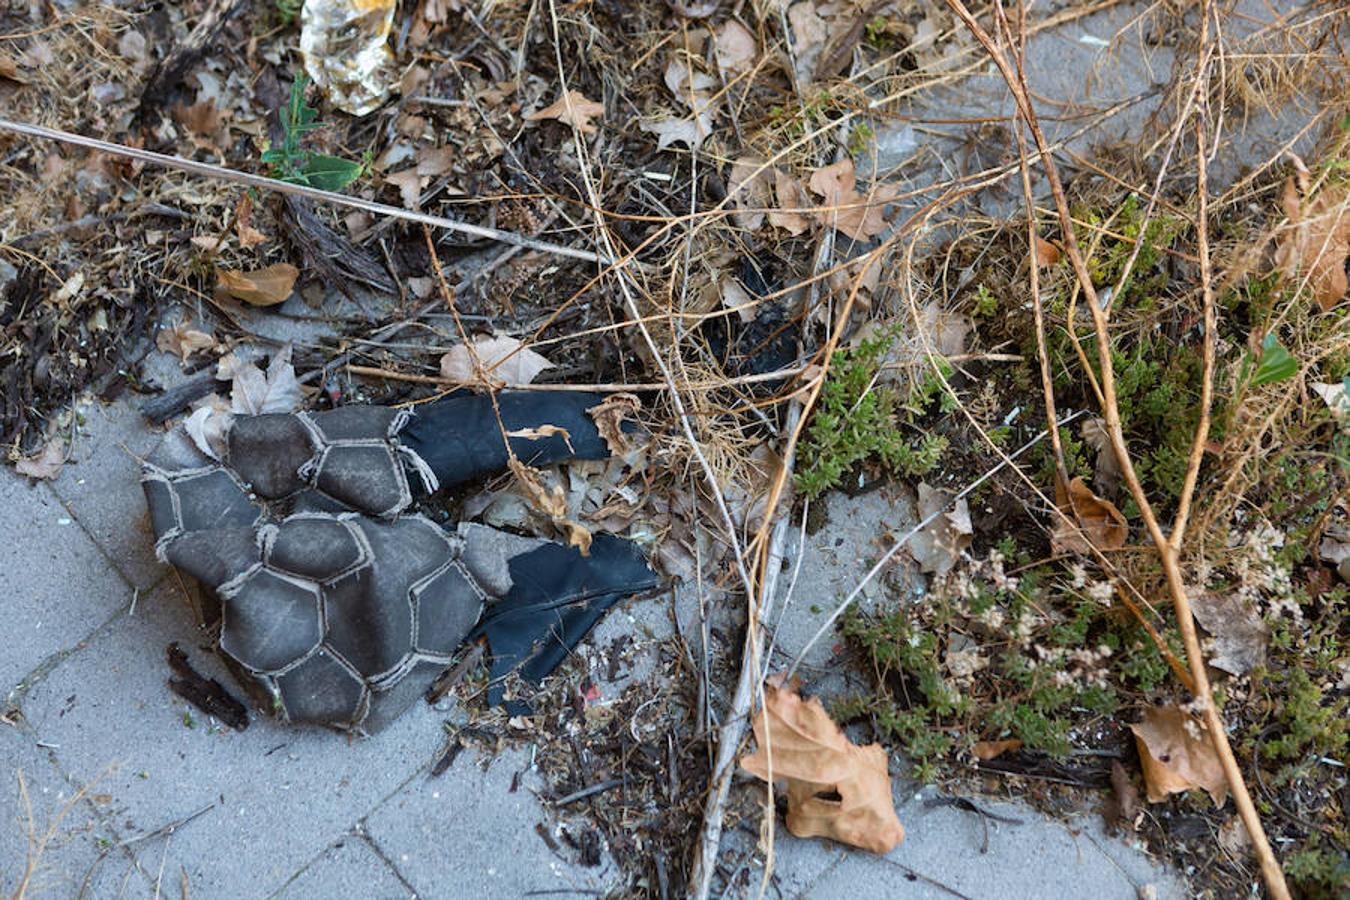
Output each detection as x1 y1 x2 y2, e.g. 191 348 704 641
300 0 397 116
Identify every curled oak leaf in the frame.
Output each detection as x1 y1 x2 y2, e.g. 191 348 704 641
527 90 605 136
156 321 216 364
14 437 66 480
215 263 299 307
1190 591 1268 676
1128 705 1228 807
586 393 642 457
770 169 813 235
1274 175 1349 312
740 679 905 854
1051 476 1128 556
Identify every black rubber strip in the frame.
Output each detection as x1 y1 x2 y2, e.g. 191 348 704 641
398 391 616 490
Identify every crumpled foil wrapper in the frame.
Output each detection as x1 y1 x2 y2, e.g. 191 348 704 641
299 0 397 116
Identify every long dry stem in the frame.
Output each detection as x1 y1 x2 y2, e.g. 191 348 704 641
942 1 1289 894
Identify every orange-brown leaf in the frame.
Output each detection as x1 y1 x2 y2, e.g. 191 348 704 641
740 680 904 854
527 90 606 135
1129 705 1228 807
806 160 897 242
1052 476 1128 555
1034 235 1062 268
973 738 1021 761
215 263 298 306
1274 176 1349 312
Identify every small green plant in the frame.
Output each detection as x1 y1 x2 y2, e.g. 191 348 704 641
275 0 302 27
847 122 875 156
261 74 367 191
973 284 998 317
796 329 950 498
1247 334 1299 387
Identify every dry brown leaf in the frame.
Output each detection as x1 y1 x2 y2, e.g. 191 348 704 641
1274 175 1349 312
1190 592 1268 676
740 679 904 854
807 160 897 242
714 20 758 77
1129 705 1228 807
527 90 605 135
15 437 66 480
173 101 225 141
1052 477 1128 555
587 393 642 457
972 739 1021 761
506 424 573 450
508 458 592 554
1080 417 1122 498
385 169 424 210
1105 760 1142 833
234 194 268 249
1034 235 1062 268
229 346 303 415
439 336 553 387
156 321 216 363
770 170 813 235
1218 817 1252 860
215 263 298 307
909 483 972 575
642 62 718 151
729 156 771 231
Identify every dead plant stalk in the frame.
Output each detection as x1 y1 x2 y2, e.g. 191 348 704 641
942 0 1289 894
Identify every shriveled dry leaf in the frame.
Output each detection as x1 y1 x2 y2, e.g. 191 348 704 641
641 62 718 150
807 160 897 242
229 346 303 415
528 90 605 135
215 263 298 307
714 20 758 76
1312 381 1348 423
1190 591 1268 676
506 424 573 449
1105 760 1142 833
587 393 642 457
183 395 233 461
385 168 424 210
910 483 972 575
1274 175 1349 312
1081 417 1122 498
439 336 553 387
973 739 1021 761
1218 817 1252 860
1129 705 1228 807
770 170 812 235
729 156 771 231
720 277 757 324
1034 235 1062 268
1052 477 1128 555
234 194 268 249
15 437 66 480
741 679 905 854
786 1 831 85
508 458 591 554
156 321 216 364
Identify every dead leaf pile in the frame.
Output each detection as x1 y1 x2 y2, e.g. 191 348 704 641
1051 477 1128 556
1274 172 1349 312
740 679 905 854
1128 705 1228 807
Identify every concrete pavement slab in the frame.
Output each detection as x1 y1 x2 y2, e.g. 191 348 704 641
19 583 446 898
1 470 134 702
1 725 149 899
271 838 413 899
364 745 619 899
45 398 167 591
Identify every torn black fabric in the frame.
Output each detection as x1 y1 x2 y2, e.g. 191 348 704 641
398 391 615 490
474 533 660 713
